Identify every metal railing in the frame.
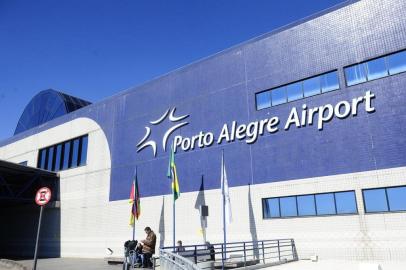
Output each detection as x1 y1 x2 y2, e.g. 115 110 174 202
160 249 201 270
160 239 298 270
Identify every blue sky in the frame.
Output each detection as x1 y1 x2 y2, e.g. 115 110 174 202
0 0 346 141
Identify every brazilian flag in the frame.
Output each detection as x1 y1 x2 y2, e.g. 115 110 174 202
167 144 180 200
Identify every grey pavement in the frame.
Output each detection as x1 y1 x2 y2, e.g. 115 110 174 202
16 258 124 270
8 258 406 270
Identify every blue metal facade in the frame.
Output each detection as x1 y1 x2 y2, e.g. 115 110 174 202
2 0 406 201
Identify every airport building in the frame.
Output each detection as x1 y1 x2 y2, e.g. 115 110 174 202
1 0 406 262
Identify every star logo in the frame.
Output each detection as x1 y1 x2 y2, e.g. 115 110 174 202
136 107 189 157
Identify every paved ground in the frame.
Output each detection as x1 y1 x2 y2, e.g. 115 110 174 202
263 259 406 270
8 258 406 270
16 258 124 270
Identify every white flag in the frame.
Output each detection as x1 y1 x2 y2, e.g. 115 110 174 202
221 153 232 224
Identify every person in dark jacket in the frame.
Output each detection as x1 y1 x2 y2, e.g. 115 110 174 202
139 227 156 267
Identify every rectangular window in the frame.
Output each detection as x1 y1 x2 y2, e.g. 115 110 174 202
36 134 89 172
255 69 339 110
47 147 54 171
321 71 339 93
335 191 357 214
345 64 367 86
263 190 357 219
263 198 280 218
363 188 388 213
365 58 388 80
37 149 46 169
271 86 287 106
71 138 80 168
62 141 71 170
315 193 336 215
387 186 406 211
387 50 406 75
54 144 63 171
256 91 271 110
280 196 297 217
297 195 316 216
286 82 303 102
303 76 321 97
345 49 406 87
79 136 88 166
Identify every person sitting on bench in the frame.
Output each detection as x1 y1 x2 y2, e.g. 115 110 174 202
139 226 156 268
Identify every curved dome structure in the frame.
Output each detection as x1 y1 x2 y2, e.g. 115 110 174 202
14 89 91 135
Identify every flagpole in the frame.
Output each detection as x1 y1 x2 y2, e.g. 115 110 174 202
173 190 176 252
222 150 226 269
171 141 176 252
132 166 137 241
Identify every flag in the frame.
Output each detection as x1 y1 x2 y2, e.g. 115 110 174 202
167 142 180 200
221 152 232 224
129 169 141 226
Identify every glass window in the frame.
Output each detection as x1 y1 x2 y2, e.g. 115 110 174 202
47 147 54 171
315 193 336 215
365 58 388 80
287 82 303 102
297 195 316 216
363 189 388 213
387 186 406 211
263 198 280 218
321 71 339 93
71 138 80 168
303 77 321 97
54 144 63 171
280 196 297 217
79 136 88 166
38 149 46 169
256 91 271 110
271 87 287 106
335 191 357 214
62 141 71 170
387 50 406 75
345 64 367 86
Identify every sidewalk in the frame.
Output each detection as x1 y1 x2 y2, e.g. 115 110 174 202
16 258 123 270
11 258 406 270
263 259 406 270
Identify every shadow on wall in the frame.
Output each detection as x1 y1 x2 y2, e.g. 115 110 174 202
248 183 259 259
0 204 61 259
194 175 207 244
159 196 165 248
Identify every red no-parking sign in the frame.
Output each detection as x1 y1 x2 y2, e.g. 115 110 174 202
35 187 52 206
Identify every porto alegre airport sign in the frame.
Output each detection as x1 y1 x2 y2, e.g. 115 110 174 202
137 90 375 156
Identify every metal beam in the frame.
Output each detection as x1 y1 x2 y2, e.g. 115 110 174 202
15 174 40 198
0 175 14 197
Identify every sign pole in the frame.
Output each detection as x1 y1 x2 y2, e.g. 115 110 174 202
33 206 43 270
33 187 52 270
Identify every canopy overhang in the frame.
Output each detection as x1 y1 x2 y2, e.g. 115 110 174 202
0 160 59 206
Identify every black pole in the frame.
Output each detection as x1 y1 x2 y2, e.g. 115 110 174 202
33 205 44 270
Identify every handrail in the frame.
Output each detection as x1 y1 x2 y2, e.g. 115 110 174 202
160 249 201 270
159 238 298 270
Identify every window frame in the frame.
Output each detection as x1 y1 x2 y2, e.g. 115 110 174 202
262 190 358 220
255 70 340 111
344 48 406 87
362 185 406 214
36 134 89 172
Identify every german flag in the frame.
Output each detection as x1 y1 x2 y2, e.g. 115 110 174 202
129 170 140 225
